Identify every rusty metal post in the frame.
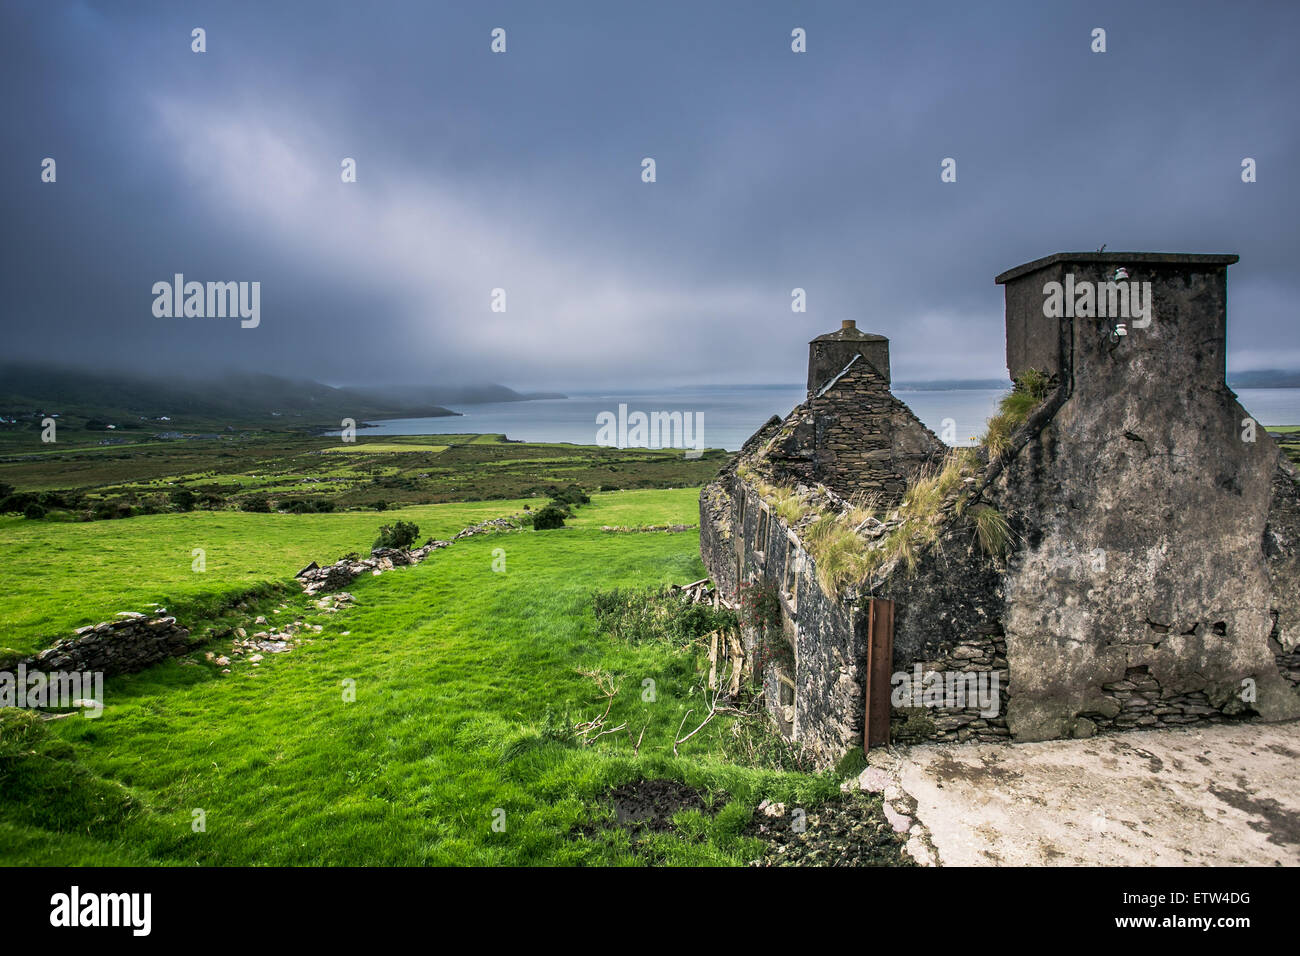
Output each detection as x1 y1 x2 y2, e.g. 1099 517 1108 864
863 598 894 751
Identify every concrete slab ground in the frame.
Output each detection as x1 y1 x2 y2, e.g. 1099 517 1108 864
857 721 1300 866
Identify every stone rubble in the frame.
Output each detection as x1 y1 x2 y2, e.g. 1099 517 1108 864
294 515 523 595
23 612 193 677
850 756 939 867
744 793 917 867
21 511 529 684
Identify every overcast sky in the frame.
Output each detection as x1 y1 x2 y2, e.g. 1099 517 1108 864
2 0 1298 390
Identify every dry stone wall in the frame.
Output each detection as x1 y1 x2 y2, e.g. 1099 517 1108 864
23 612 193 677
1078 664 1251 734
295 515 522 594
890 632 1012 744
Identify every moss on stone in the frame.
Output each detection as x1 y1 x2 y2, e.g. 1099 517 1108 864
892 707 937 744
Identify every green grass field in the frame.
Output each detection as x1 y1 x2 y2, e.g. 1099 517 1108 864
0 431 728 508
0 499 535 657
320 443 450 454
0 488 902 866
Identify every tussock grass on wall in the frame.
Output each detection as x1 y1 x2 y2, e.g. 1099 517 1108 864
736 370 1053 598
744 444 1005 599
766 484 810 525
970 504 1012 558
842 493 880 530
804 513 870 595
742 469 830 529
981 368 1051 459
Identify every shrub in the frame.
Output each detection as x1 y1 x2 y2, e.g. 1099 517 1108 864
530 504 568 530
23 502 45 520
1 492 37 514
285 498 335 514
592 586 736 645
37 490 78 509
737 580 782 633
549 485 590 508
169 488 196 511
374 520 420 550
241 495 272 513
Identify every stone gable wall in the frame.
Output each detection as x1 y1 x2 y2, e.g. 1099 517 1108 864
764 361 944 503
993 270 1300 739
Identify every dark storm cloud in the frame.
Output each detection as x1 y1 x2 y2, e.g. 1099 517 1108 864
2 0 1298 389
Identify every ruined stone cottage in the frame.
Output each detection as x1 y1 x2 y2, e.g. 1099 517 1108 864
700 252 1300 767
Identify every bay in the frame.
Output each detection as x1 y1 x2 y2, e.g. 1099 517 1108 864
355 386 1300 452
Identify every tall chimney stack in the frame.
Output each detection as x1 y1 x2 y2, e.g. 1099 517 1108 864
807 322 890 397
994 251 1238 384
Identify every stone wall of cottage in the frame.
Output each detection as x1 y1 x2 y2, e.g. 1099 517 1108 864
697 257 1300 762
889 632 1011 744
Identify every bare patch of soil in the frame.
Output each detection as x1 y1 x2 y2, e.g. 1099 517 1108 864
572 778 717 843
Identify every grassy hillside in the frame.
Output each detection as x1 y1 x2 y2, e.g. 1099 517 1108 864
0 432 728 509
0 489 904 866
0 488 704 657
0 498 534 656
0 362 458 432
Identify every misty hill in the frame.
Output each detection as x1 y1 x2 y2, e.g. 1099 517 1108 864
351 383 568 406
0 362 459 428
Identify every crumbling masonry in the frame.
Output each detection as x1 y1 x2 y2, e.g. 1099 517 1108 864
700 252 1300 767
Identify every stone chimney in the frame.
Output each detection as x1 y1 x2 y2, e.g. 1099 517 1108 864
807 322 891 397
995 252 1238 384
